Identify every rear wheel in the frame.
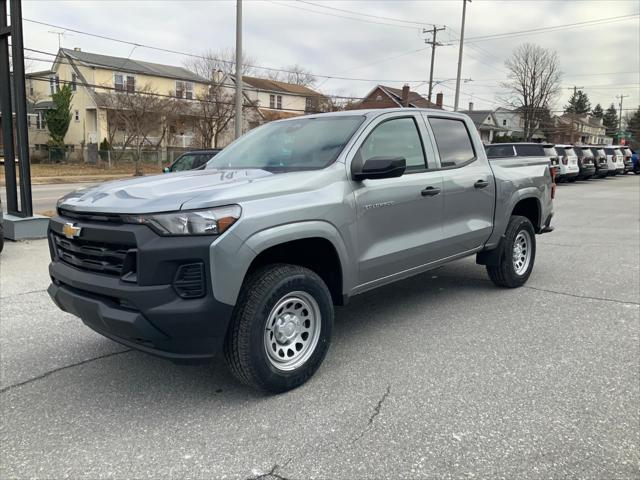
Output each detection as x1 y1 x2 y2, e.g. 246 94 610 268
486 215 536 288
224 264 334 393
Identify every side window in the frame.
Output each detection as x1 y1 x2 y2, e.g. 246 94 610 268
172 155 195 172
486 145 514 158
358 117 426 171
428 117 475 168
515 145 544 156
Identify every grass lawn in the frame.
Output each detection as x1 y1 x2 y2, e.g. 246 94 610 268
0 162 167 184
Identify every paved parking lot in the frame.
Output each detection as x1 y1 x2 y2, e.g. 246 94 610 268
1 175 639 479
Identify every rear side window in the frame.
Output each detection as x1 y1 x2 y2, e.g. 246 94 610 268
554 147 565 156
358 117 426 170
486 145 515 158
605 148 614 155
428 118 476 168
514 145 544 156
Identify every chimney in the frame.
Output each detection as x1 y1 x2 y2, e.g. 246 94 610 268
435 92 443 109
468 102 474 111
74 47 81 52
401 84 410 107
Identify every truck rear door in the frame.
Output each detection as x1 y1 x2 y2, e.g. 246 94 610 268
424 115 495 254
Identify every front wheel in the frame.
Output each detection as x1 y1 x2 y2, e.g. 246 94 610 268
486 215 536 288
224 264 334 393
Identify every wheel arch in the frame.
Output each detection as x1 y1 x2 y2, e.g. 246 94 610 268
211 221 352 306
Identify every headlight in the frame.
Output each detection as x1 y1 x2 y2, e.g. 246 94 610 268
123 205 241 236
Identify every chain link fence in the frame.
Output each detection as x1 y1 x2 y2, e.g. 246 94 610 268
29 146 194 169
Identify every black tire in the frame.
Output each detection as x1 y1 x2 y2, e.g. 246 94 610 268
568 177 577 183
486 215 536 288
224 264 334 393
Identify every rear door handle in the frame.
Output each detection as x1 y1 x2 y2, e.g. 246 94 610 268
421 186 441 197
474 179 489 189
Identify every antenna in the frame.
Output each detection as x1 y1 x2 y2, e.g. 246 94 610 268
48 30 72 48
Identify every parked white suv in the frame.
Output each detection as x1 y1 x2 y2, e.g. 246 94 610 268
554 145 580 182
604 147 625 175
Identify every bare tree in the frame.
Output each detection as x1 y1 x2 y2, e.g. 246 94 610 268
99 84 174 175
185 49 259 148
502 43 562 141
264 64 317 87
184 48 254 78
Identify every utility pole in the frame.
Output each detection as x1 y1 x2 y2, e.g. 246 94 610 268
567 86 583 144
234 0 243 139
453 0 471 111
423 26 445 104
616 94 628 142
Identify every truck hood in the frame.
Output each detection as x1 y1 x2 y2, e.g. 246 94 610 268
57 167 334 214
58 169 275 214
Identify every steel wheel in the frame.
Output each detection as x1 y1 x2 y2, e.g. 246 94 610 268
512 230 532 275
264 291 321 371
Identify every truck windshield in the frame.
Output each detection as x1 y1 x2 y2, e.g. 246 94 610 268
206 115 365 171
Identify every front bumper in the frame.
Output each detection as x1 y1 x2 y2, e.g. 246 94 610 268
47 215 234 362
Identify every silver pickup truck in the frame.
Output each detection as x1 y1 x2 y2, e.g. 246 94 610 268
48 109 554 392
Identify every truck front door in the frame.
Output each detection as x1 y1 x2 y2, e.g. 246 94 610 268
351 113 446 287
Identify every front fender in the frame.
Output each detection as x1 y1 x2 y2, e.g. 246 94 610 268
209 221 353 305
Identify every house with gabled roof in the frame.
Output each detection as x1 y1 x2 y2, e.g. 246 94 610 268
229 75 327 121
25 47 215 153
354 84 443 110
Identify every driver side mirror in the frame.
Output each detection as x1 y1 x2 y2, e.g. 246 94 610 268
162 167 171 173
352 157 406 181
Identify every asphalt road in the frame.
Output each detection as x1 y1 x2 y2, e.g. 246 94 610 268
1 182 93 215
1 175 639 479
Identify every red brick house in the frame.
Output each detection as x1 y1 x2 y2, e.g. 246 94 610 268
354 84 443 110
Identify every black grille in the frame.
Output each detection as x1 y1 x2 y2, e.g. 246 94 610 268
52 231 135 276
173 263 206 299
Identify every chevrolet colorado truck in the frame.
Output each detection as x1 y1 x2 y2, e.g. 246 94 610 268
48 109 554 392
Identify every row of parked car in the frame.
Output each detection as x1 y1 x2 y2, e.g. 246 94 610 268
485 143 638 182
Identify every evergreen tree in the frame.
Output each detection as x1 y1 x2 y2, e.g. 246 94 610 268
564 89 591 115
602 103 619 136
44 85 73 150
591 103 604 119
626 108 640 142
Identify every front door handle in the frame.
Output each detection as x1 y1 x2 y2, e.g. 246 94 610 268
474 179 489 189
421 186 441 197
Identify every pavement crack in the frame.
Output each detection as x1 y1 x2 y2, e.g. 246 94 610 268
0 288 48 300
0 349 132 394
350 384 391 445
368 384 391 425
522 285 640 306
249 459 293 480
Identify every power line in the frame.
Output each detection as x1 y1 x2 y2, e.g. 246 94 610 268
295 0 441 27
464 14 639 43
265 0 426 30
21 45 434 84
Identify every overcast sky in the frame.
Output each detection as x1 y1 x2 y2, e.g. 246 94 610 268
22 0 640 116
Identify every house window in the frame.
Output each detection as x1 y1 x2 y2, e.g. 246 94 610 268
305 97 313 113
502 119 507 126
36 111 46 130
175 81 194 99
114 73 135 92
74 110 80 122
71 73 77 92
269 94 283 110
49 75 60 94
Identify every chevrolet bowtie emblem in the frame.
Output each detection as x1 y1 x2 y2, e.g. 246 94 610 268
62 222 82 239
